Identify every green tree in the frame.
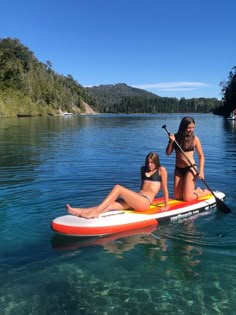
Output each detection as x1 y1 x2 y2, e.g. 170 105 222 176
220 66 236 117
0 38 98 117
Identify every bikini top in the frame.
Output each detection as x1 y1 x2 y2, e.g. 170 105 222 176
141 167 162 182
174 142 195 152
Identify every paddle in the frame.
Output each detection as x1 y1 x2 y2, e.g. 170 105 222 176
162 124 231 213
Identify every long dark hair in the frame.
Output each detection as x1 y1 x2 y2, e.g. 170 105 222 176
145 152 161 170
175 116 195 150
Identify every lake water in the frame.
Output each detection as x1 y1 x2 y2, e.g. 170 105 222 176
0 114 236 315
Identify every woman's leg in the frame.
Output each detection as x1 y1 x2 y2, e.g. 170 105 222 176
182 169 210 201
182 171 196 201
66 199 129 216
193 187 211 199
67 184 151 218
66 205 97 216
174 169 184 200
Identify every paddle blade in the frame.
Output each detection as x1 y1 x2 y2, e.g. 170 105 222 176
216 197 231 213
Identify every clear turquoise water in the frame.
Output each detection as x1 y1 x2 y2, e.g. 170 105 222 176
1 114 236 315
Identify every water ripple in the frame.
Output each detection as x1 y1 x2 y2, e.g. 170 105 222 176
1 114 236 315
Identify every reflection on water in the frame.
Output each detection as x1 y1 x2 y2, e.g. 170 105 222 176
1 114 236 314
223 119 236 180
51 225 161 257
224 118 236 133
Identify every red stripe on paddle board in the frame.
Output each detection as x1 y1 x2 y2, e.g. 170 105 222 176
51 218 158 236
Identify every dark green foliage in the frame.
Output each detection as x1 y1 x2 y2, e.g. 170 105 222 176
0 37 225 117
0 38 98 117
214 66 236 117
87 84 222 114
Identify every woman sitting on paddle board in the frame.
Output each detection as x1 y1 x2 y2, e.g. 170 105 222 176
165 116 209 201
66 152 169 218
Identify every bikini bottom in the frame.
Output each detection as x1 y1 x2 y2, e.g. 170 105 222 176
175 164 196 176
139 192 152 204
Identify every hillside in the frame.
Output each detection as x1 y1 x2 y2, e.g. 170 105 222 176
0 38 98 117
87 83 160 104
0 38 223 117
87 84 222 114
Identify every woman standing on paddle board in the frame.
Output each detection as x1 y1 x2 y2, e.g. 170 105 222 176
66 152 169 218
165 116 209 201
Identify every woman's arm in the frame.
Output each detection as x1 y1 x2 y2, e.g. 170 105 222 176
160 167 169 210
139 166 145 190
195 136 205 179
166 134 175 155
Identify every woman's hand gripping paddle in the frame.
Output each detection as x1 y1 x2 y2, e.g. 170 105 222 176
162 125 231 214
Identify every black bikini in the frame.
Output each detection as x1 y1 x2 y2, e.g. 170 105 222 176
141 169 162 182
174 142 194 152
140 167 162 204
175 164 196 176
174 136 196 175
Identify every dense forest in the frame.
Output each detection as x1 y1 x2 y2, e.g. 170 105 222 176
0 38 235 117
87 84 222 113
0 38 98 117
213 66 236 117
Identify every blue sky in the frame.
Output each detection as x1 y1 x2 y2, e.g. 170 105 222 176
1 0 235 99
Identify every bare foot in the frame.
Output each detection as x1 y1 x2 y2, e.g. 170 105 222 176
66 204 82 216
195 187 203 193
193 188 211 199
79 208 100 219
66 204 101 219
202 189 210 196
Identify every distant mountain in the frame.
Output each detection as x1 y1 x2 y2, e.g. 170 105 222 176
0 37 223 117
88 82 160 102
87 83 160 107
86 83 221 114
86 83 178 113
